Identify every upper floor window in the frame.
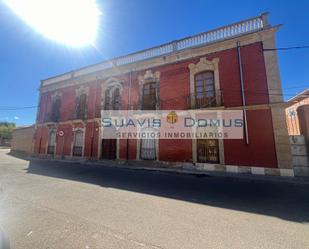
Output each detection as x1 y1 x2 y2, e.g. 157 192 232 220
112 88 120 110
50 96 61 122
76 93 87 119
194 71 216 108
104 88 110 110
104 87 121 110
142 82 157 110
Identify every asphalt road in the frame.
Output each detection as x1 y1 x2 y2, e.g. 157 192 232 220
0 148 309 249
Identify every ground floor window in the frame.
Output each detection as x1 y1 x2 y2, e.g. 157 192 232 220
72 130 83 157
197 139 219 163
47 131 56 155
140 138 156 160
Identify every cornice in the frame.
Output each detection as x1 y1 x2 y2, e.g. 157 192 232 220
40 27 278 94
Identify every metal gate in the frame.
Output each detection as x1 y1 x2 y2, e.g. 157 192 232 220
197 139 219 163
140 138 156 160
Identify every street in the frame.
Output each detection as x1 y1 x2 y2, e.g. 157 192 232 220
0 148 309 249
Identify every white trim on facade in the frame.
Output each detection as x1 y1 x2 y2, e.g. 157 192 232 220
188 57 224 165
71 127 86 158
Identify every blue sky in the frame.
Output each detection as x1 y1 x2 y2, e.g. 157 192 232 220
0 0 308 126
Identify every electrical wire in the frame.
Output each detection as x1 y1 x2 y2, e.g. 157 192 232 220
263 45 309 51
0 106 37 110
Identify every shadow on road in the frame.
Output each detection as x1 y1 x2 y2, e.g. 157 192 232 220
24 158 309 223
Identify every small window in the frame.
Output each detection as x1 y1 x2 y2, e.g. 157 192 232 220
142 82 157 110
73 130 83 157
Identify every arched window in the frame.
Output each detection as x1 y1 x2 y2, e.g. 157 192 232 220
142 82 157 110
104 87 121 110
194 71 216 108
72 130 83 157
76 93 87 119
47 130 56 155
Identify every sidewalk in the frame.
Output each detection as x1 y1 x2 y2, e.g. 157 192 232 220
26 155 309 185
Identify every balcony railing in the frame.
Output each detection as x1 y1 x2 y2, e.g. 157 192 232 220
187 90 224 109
42 13 269 86
44 112 61 123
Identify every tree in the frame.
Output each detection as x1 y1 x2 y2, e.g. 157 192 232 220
0 122 16 145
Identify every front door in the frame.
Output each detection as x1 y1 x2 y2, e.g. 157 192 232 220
197 139 219 163
101 139 116 159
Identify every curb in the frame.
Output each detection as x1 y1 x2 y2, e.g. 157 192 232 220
28 157 309 185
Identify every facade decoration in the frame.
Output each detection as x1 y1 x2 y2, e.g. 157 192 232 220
32 13 294 176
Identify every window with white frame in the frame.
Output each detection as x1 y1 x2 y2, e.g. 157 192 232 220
47 130 56 155
72 130 83 157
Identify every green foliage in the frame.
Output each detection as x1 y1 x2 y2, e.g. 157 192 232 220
0 122 16 140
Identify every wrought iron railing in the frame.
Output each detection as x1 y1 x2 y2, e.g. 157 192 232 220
44 112 60 123
42 13 269 86
187 90 224 109
140 148 156 160
73 146 83 157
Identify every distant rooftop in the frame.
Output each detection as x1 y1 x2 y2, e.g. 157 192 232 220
288 88 309 104
14 124 35 130
41 12 271 87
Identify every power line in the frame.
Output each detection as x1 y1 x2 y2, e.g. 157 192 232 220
0 106 37 110
263 45 309 51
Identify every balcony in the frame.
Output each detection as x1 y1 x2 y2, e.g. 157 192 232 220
44 112 60 123
187 90 224 109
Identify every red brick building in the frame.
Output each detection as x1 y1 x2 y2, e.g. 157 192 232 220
33 13 293 176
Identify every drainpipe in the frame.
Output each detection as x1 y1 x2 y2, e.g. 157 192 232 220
90 77 99 159
126 70 132 160
237 41 249 145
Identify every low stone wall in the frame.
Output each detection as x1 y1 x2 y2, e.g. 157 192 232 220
11 125 35 155
290 135 309 176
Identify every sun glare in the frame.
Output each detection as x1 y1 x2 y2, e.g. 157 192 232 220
4 0 101 47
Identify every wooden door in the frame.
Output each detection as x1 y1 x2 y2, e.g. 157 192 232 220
101 139 116 159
